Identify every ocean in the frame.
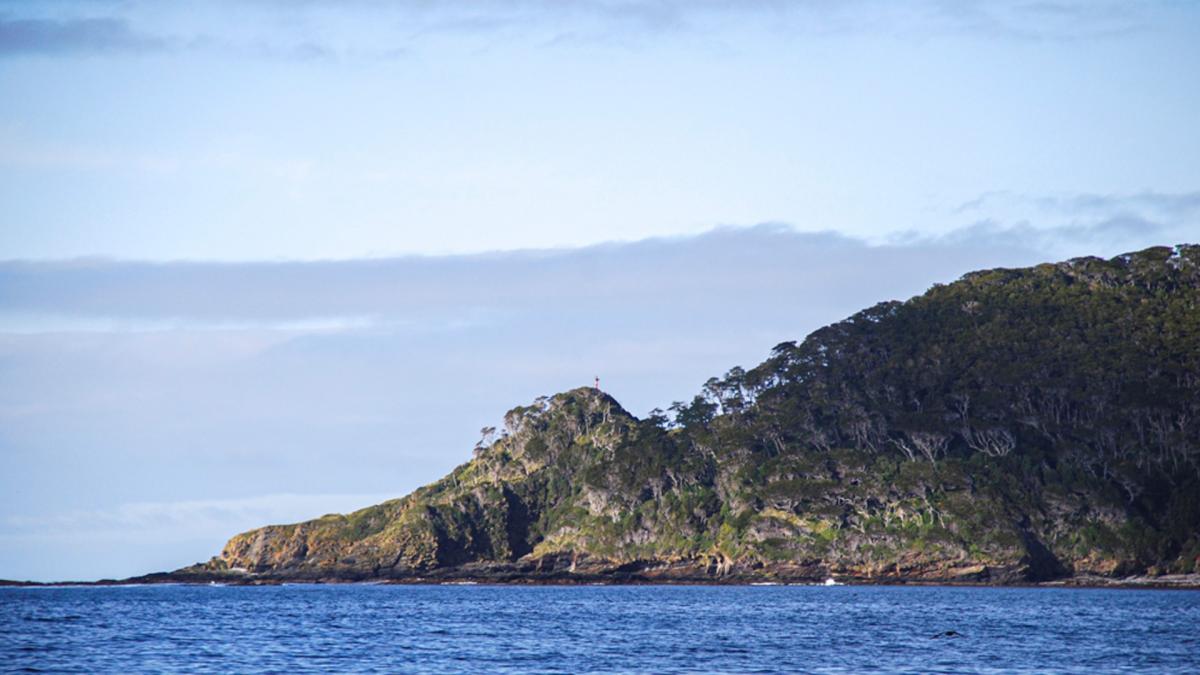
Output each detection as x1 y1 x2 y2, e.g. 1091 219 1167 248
2 584 1197 673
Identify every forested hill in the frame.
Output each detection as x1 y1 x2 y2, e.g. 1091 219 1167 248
172 245 1200 585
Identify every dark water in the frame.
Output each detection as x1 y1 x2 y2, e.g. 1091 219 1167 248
2 584 1198 673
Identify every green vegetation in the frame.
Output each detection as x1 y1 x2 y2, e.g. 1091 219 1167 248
207 245 1200 582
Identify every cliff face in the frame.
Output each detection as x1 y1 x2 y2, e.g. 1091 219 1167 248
184 245 1200 584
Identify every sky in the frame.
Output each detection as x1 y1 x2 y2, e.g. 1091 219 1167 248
0 0 1198 581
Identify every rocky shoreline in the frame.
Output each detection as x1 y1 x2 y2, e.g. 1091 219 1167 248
6 564 1200 590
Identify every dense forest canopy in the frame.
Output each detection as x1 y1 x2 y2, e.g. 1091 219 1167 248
678 244 1198 482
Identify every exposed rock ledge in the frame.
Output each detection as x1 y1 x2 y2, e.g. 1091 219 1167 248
102 558 1200 589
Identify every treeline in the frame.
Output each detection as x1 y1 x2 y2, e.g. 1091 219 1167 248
665 246 1199 477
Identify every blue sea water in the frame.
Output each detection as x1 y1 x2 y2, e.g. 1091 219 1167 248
1 584 1198 673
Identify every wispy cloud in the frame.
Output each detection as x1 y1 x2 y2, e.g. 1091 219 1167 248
0 16 166 56
1 216 1193 331
0 1 1184 59
954 189 1200 218
1 492 395 538
0 313 387 335
934 190 1200 251
928 0 1159 41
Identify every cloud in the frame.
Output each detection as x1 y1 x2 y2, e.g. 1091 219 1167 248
936 190 1200 252
1 492 396 539
316 0 1177 42
1 216 1192 330
955 189 1200 218
927 0 1158 41
0 1 1184 59
0 227 987 327
0 17 166 56
1043 192 1200 219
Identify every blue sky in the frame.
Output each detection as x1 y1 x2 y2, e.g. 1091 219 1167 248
0 0 1198 580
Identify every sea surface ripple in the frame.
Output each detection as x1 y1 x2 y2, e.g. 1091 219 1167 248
2 584 1198 673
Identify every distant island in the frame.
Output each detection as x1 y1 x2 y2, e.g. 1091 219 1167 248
97 246 1200 586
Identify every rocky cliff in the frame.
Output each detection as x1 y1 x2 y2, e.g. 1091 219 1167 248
172 245 1200 584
